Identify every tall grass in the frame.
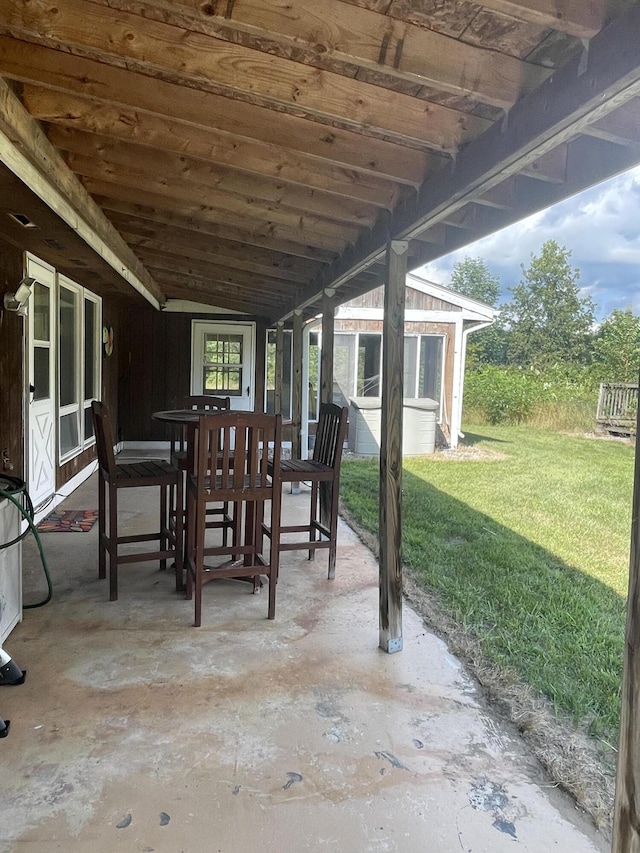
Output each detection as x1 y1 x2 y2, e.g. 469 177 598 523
463 365 599 430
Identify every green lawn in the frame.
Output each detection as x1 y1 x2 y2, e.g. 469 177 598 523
340 426 634 744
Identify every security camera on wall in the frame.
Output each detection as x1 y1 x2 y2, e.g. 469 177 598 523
3 276 36 313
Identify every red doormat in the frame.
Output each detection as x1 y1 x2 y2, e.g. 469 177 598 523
37 509 98 533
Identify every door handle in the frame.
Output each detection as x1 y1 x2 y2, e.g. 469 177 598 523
246 385 250 396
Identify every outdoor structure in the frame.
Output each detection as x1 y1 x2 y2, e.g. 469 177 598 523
313 274 495 451
1 4 640 847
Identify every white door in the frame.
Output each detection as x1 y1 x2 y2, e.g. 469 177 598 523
26 256 56 509
191 322 255 411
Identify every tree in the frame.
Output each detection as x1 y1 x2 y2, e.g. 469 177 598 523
502 240 595 368
592 307 640 382
448 256 507 366
450 256 500 305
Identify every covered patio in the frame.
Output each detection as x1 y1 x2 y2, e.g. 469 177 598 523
2 2 640 849
1 469 607 852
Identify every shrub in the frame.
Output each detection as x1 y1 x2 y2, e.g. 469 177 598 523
464 365 599 427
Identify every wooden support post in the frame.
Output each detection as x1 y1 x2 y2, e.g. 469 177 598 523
291 310 303 490
320 290 335 406
320 289 336 530
274 321 284 416
253 319 267 413
379 240 408 654
612 380 640 851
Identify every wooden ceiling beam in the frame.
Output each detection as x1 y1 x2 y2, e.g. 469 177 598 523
88 0 550 109
99 201 340 262
28 89 401 209
0 37 435 187
286 0 640 319
78 173 361 244
467 0 623 39
147 266 292 307
120 232 319 285
582 97 640 147
57 137 380 228
0 75 163 305
156 277 281 316
114 220 324 277
0 2 491 152
134 248 303 297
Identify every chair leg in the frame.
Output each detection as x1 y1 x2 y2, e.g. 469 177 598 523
108 484 118 601
97 472 106 580
175 472 185 592
160 483 168 571
193 501 206 627
268 485 282 620
327 481 339 581
309 480 319 562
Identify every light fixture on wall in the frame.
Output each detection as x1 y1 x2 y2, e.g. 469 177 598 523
3 276 36 314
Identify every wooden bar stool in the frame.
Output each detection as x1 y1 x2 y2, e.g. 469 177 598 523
184 411 282 627
91 400 181 601
263 403 348 579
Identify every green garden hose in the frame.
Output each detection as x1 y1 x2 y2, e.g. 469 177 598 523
0 475 52 608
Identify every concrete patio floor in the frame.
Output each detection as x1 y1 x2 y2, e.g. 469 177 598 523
0 465 609 852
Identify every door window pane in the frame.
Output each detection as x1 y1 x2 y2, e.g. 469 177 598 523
33 282 50 342
33 347 50 401
203 333 244 395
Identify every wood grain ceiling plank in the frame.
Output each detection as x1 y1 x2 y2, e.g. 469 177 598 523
350 0 619 39
0 0 491 151
134 247 303 296
466 0 626 39
29 90 401 208
90 185 349 254
75 164 364 242
88 0 549 109
101 205 338 263
0 74 163 304
0 37 430 184
113 214 326 274
55 134 381 227
146 265 292 305
120 232 318 284
156 277 282 315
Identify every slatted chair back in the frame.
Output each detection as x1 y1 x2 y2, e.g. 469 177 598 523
90 400 180 601
92 399 117 482
189 411 279 502
184 411 282 626
174 395 230 459
312 403 348 469
262 403 347 580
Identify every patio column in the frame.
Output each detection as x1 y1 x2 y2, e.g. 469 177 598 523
612 389 640 851
291 310 303 489
320 289 335 406
274 321 284 416
379 240 408 654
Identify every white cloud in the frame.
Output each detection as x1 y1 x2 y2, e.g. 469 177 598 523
418 164 640 318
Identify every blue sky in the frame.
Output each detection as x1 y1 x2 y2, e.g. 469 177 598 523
419 164 640 321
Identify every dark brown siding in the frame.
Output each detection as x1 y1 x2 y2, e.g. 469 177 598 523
0 239 25 479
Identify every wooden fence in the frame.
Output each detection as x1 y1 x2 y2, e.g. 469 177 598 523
596 382 638 435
